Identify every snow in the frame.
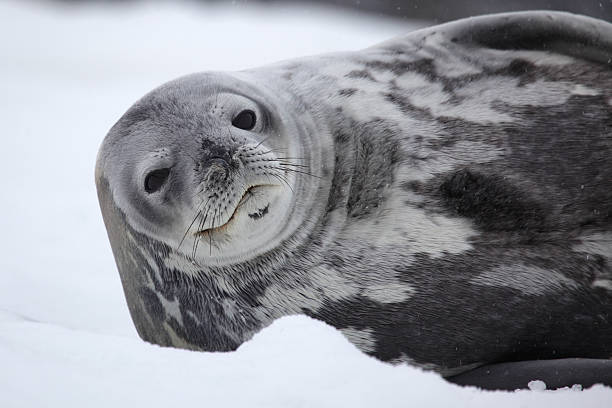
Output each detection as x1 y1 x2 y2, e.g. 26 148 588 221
1 312 610 408
528 380 548 391
0 1 610 406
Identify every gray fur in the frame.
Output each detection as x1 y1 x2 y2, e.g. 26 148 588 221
340 327 377 353
470 264 579 295
96 11 612 375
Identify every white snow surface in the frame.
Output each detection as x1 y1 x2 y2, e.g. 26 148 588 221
0 1 610 406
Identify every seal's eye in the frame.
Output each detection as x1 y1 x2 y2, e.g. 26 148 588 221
232 109 256 130
144 168 170 193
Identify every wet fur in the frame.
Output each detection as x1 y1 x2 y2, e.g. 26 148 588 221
97 12 612 376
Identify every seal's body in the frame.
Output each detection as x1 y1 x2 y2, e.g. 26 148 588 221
97 12 612 379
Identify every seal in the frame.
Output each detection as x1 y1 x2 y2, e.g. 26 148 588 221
96 11 612 387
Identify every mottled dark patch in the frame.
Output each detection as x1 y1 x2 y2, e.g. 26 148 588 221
346 120 402 218
370 55 609 106
384 91 433 121
139 286 165 323
345 69 377 81
311 245 612 370
401 180 423 193
367 57 474 96
501 95 612 230
365 58 437 80
495 59 538 86
338 88 358 97
326 127 356 213
378 55 612 235
382 44 412 55
439 168 548 232
327 253 345 268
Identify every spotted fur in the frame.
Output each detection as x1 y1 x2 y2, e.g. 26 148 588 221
96 12 612 376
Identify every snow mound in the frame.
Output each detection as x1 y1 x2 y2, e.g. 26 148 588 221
1 314 610 407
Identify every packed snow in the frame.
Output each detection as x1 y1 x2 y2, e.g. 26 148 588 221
0 1 610 406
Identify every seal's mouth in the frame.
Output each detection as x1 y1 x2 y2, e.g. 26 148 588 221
195 185 269 236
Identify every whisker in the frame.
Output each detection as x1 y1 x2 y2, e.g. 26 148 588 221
191 187 207 199
191 226 199 259
178 194 213 249
179 209 201 250
192 236 200 259
254 135 272 149
265 166 294 187
274 156 306 161
254 149 303 160
209 206 218 255
254 148 275 156
268 171 295 193
192 205 211 258
278 168 322 179
255 157 309 168
275 161 310 168
192 201 213 258
262 147 290 155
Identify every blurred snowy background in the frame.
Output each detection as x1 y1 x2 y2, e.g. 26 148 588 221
0 0 610 406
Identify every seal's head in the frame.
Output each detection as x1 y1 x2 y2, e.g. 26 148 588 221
96 73 322 266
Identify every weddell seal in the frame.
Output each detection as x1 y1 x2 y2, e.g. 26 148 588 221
96 11 612 389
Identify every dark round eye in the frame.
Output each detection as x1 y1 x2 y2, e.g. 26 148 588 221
144 168 170 193
232 109 256 130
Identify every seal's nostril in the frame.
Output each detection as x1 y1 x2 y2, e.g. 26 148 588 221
207 157 231 180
